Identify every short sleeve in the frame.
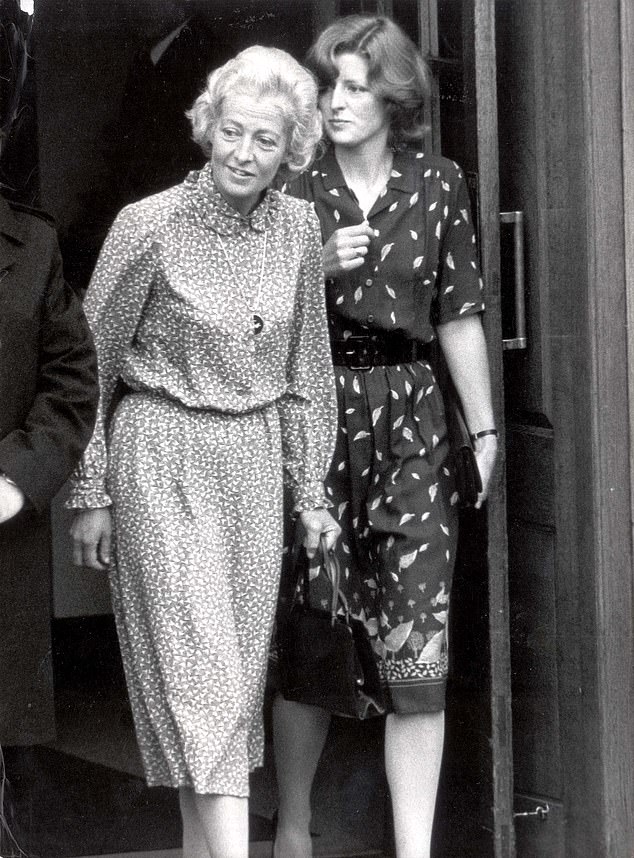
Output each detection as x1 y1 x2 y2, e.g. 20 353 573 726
433 164 485 325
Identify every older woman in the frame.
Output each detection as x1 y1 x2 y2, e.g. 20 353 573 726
273 16 498 858
68 46 339 858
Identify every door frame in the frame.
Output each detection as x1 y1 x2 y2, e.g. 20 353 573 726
552 1 634 855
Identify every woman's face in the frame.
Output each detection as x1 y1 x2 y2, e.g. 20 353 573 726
210 93 288 215
319 52 390 151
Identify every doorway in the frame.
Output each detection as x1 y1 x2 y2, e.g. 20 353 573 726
24 2 512 856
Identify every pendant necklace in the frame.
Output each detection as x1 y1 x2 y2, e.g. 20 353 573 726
217 231 267 336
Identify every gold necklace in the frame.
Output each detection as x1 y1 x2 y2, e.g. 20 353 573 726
217 231 267 335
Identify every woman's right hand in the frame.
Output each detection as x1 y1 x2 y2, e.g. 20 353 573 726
322 222 376 278
71 507 112 570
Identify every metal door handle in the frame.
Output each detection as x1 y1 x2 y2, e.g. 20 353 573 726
500 211 527 350
513 803 550 821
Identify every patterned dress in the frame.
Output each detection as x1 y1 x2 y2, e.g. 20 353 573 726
284 148 485 714
68 163 337 796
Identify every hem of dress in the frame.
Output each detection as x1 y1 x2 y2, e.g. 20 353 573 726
143 774 252 798
388 678 447 715
142 757 265 797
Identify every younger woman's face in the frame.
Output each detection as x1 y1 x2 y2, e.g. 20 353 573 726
319 52 390 151
211 93 288 215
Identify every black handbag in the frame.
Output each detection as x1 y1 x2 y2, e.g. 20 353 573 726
445 391 482 508
277 535 387 719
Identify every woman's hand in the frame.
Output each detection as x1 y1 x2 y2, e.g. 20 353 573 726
473 434 499 509
0 476 26 524
71 507 112 570
323 222 376 278
299 508 341 558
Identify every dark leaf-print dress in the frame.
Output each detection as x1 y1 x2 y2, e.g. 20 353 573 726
285 148 485 714
67 164 337 795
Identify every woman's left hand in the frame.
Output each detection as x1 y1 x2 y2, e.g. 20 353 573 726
474 434 499 509
299 508 341 558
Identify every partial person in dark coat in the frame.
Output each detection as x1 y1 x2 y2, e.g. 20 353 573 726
0 192 99 746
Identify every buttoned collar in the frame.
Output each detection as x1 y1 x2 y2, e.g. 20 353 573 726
313 146 423 195
186 161 280 236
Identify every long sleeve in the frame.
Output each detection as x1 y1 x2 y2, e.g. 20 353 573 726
66 207 156 508
277 205 337 512
0 239 99 512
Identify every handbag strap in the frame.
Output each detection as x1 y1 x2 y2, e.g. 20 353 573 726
291 531 349 626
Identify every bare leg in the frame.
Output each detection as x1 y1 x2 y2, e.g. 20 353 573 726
384 711 445 858
179 787 249 858
180 788 208 858
272 694 331 858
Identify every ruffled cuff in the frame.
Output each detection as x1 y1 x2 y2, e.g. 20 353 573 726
291 481 333 515
65 481 112 510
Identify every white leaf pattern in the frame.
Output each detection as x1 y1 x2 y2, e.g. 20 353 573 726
381 243 394 261
372 406 384 426
353 430 371 441
384 621 414 653
399 513 415 525
386 285 396 299
409 192 419 207
410 230 418 240
354 287 363 303
399 549 418 570
446 252 455 269
413 256 424 269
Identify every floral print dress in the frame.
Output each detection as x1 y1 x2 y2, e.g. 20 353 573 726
285 148 485 714
68 164 337 795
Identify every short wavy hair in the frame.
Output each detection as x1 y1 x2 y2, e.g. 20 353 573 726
306 15 431 147
187 45 322 179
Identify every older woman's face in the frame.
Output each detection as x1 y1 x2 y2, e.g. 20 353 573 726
211 94 288 215
319 52 389 151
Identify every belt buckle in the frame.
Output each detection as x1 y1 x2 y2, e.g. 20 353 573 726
345 336 372 371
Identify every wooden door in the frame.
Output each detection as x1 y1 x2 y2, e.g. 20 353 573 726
495 2 565 855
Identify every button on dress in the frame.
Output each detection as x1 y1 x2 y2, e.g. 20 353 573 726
68 164 337 795
284 148 485 714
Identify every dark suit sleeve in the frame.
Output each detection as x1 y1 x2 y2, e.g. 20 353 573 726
0 243 99 512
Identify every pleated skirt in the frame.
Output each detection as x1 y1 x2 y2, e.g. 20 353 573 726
108 391 283 796
301 359 458 714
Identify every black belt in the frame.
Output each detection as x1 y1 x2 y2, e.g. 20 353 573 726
331 335 429 370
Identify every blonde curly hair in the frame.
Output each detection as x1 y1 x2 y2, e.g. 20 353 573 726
187 45 322 179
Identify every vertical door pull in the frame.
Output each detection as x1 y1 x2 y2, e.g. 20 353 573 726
500 210 527 350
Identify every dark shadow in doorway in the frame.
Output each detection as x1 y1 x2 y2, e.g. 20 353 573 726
2 745 272 857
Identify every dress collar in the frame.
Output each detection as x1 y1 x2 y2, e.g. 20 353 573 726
186 161 280 235
315 146 421 195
